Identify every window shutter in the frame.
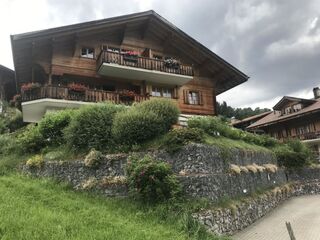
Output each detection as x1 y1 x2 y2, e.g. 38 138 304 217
199 91 203 105
183 89 189 104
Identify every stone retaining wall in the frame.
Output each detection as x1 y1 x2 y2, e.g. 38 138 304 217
23 144 285 200
193 181 320 236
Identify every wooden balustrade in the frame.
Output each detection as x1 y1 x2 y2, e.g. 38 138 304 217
97 50 194 76
21 86 149 105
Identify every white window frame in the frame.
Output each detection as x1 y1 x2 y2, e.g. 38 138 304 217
81 47 95 59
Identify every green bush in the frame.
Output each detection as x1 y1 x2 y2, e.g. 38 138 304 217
135 98 180 131
64 103 124 151
112 109 163 146
26 154 44 168
275 140 312 168
39 110 74 145
16 124 46 153
163 128 205 153
84 149 103 168
0 108 25 134
7 111 25 132
0 133 17 154
188 116 278 147
126 154 181 202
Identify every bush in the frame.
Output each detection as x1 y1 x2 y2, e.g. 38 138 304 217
135 98 180 131
26 155 44 168
188 116 278 147
126 155 181 202
64 103 124 151
162 127 204 153
17 124 46 153
276 149 307 168
38 110 74 145
0 133 17 154
112 109 163 146
84 149 103 168
275 140 312 168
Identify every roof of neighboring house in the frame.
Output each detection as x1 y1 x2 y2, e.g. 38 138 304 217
247 98 320 129
231 111 272 127
0 65 14 75
273 96 316 110
11 10 249 94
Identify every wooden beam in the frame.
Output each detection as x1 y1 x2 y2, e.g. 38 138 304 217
119 24 127 45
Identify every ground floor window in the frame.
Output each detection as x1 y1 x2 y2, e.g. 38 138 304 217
151 86 173 98
188 91 200 105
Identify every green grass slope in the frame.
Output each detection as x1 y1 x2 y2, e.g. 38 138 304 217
0 174 227 240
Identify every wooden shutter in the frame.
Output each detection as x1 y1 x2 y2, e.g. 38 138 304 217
198 91 203 105
183 89 189 104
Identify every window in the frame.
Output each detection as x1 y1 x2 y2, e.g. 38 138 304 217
152 87 161 97
293 104 302 112
151 87 173 98
81 47 94 59
188 91 200 105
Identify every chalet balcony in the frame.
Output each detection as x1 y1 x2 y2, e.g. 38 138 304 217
298 131 320 141
96 50 193 85
21 85 149 122
21 85 149 104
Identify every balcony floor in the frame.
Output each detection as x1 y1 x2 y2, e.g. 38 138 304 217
98 62 193 86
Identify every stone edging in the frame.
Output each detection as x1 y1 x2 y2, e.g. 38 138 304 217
193 181 320 236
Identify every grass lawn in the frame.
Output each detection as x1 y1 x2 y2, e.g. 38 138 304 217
0 174 227 240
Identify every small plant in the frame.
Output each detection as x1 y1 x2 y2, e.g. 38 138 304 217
229 164 241 175
162 127 204 153
126 154 181 203
81 177 98 190
26 155 44 168
84 149 103 168
246 164 258 173
100 176 127 187
263 164 278 173
239 166 249 173
253 163 265 173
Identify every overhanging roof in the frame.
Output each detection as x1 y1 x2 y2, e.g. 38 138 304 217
11 10 248 94
273 96 316 111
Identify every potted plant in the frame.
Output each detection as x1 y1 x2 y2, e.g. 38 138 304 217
119 89 136 105
67 83 88 100
164 58 180 69
21 82 41 92
123 50 139 63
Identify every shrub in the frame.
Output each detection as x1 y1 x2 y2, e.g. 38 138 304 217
64 103 124 151
112 109 163 146
275 148 307 168
135 98 180 131
39 110 74 145
126 154 181 202
17 124 46 153
188 116 279 147
26 155 44 168
275 140 312 168
84 149 103 168
0 133 17 154
162 127 204 153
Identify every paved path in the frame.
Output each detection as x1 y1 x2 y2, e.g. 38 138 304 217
233 195 320 240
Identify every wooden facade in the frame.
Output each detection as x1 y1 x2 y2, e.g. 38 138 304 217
247 94 320 159
11 11 248 118
0 65 16 102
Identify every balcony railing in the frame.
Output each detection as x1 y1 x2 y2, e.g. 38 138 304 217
97 50 194 76
297 131 320 141
21 86 149 105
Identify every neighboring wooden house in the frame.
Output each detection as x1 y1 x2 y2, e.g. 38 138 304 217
247 87 320 159
11 10 248 122
231 111 272 131
0 65 16 102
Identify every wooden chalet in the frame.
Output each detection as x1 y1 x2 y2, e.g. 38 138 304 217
11 10 248 122
247 87 320 159
0 65 16 102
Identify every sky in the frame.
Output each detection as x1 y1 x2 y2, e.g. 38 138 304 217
1 0 320 109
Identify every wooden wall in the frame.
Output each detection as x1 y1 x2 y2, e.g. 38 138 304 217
31 29 217 115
